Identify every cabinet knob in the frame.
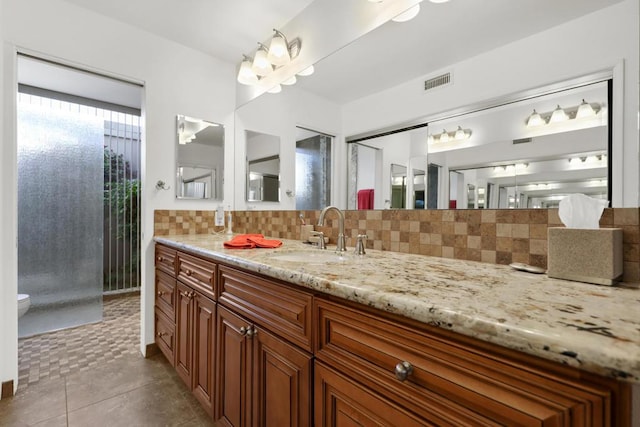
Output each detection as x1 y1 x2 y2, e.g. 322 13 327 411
394 361 414 382
245 326 257 338
185 269 193 276
239 326 248 336
157 332 167 338
157 256 164 262
157 291 165 297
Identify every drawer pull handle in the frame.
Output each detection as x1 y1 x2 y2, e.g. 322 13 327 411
394 361 414 382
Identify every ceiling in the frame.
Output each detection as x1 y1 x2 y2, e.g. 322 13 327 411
60 0 624 105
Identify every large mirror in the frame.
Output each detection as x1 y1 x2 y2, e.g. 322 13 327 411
176 115 224 200
235 0 635 209
246 130 280 202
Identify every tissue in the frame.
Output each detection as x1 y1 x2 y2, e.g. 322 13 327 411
558 193 608 229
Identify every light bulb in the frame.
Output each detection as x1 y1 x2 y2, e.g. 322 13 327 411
252 45 272 76
576 99 596 119
392 4 420 22
548 105 568 123
267 30 291 66
526 109 544 127
237 57 258 85
454 126 466 140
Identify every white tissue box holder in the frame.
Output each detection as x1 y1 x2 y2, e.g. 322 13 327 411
547 227 623 286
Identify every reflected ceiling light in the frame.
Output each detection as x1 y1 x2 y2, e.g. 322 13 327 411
548 105 569 123
267 84 282 94
252 43 273 76
297 65 315 76
237 55 259 85
576 99 597 119
267 29 291 66
282 75 297 85
427 134 435 144
454 126 466 140
439 129 449 143
526 109 545 127
392 4 420 22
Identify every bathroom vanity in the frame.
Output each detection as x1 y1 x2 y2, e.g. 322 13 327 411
154 234 638 426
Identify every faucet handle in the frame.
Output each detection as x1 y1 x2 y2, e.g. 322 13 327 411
354 234 367 255
310 231 326 249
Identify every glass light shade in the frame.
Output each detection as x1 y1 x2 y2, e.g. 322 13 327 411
392 4 420 22
282 75 297 85
526 109 544 127
252 48 272 76
237 59 258 85
427 134 434 144
297 65 315 76
454 126 466 140
548 105 568 123
576 99 596 119
267 84 282 94
267 33 291 66
439 130 449 143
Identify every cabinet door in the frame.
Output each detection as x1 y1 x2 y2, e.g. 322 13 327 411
314 361 429 427
192 292 216 417
154 309 176 366
216 306 252 427
176 282 194 388
252 326 312 427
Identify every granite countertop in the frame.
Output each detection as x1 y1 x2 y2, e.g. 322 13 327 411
155 233 640 383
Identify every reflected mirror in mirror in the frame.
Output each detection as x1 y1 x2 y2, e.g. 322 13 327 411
295 127 333 210
429 80 609 209
390 164 407 209
176 115 224 200
246 130 280 202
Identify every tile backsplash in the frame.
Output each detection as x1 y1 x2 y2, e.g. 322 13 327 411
154 208 640 282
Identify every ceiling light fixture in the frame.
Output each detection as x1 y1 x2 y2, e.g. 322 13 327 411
454 126 466 140
576 99 597 119
439 129 449 143
428 126 471 143
267 29 291 66
526 109 544 127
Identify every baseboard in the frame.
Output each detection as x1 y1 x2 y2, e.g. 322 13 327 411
1 380 14 399
145 342 160 358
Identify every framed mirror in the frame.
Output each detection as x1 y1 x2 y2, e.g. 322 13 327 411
175 115 224 200
246 130 280 202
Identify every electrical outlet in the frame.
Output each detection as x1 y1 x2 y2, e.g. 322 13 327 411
215 206 225 226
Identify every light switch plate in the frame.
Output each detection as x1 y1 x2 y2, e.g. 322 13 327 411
215 206 225 226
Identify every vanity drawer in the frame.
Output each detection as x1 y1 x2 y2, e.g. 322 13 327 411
155 269 176 321
315 298 614 426
218 265 313 352
177 252 216 300
155 244 177 277
155 309 176 366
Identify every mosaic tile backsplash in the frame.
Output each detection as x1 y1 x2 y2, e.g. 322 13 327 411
154 208 640 282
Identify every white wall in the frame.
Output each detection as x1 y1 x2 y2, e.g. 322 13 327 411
0 0 235 393
342 0 639 207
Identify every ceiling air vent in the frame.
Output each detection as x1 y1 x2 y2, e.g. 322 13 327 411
424 72 451 91
513 137 533 145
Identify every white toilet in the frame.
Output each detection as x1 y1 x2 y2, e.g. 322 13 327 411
18 294 30 318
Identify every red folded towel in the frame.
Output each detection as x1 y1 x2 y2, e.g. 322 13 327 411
223 234 282 249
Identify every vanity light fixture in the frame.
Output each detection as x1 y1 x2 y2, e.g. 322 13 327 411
439 129 450 143
267 84 282 94
548 105 569 123
429 126 471 143
252 43 273 76
282 75 297 85
237 55 259 85
454 126 466 140
576 99 597 119
526 109 545 127
267 29 291 66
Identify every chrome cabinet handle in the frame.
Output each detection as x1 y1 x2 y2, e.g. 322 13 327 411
245 326 257 338
394 361 414 382
239 326 248 336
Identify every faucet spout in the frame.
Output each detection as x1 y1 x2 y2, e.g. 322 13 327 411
317 206 347 252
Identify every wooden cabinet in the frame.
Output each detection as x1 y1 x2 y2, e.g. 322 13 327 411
315 297 629 427
216 267 313 427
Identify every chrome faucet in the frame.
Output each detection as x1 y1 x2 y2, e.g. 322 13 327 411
317 206 347 252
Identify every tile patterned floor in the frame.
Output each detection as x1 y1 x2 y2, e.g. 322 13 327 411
2 294 213 426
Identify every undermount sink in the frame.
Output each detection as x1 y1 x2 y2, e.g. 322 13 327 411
269 250 350 264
